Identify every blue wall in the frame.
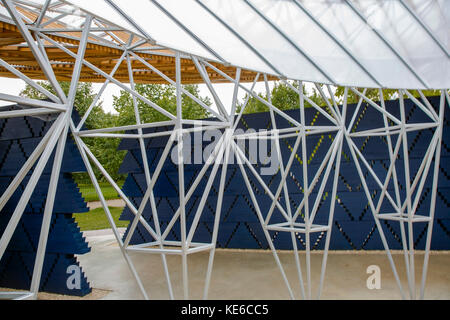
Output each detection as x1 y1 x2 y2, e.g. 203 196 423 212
118 95 449 251
0 107 91 296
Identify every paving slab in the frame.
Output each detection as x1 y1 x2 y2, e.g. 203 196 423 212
87 199 126 210
73 229 450 300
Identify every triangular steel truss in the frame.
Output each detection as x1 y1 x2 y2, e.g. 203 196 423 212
0 1 448 300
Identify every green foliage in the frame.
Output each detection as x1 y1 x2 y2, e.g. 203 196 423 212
417 90 442 97
21 81 103 129
21 82 212 185
73 206 128 231
21 80 441 189
77 181 124 202
20 81 126 182
236 81 324 114
334 87 441 104
334 87 397 104
113 83 211 126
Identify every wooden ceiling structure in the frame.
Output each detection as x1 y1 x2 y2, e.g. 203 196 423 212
0 4 271 85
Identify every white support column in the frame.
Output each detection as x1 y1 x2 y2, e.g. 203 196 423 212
399 91 416 299
0 5 68 299
202 130 232 299
317 86 346 299
28 15 92 298
229 77 344 300
126 50 174 299
379 89 414 297
175 53 185 299
345 87 444 300
0 2 445 301
266 75 307 299
232 140 295 299
71 124 150 300
0 114 66 262
345 104 407 299
419 91 446 299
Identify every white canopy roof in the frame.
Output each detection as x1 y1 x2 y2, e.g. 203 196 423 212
60 0 449 89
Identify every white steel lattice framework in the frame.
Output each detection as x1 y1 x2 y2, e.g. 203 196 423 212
0 0 448 300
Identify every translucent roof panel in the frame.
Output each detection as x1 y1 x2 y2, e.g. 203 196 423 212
248 0 378 87
64 0 146 37
103 0 218 61
59 0 449 89
149 0 275 76
410 0 448 47
353 0 448 89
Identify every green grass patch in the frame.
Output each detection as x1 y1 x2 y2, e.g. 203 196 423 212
73 207 129 231
77 181 124 202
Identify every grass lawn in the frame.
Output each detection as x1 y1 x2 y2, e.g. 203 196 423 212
73 207 129 231
77 181 124 202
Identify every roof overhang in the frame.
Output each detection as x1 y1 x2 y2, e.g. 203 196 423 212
0 0 448 89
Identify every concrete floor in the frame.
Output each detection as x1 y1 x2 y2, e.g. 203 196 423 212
76 229 450 300
87 199 126 210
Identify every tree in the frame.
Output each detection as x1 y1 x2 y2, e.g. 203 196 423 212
21 80 440 184
21 81 104 130
236 81 324 114
236 82 442 115
334 87 397 105
113 83 211 126
21 81 126 182
334 87 441 104
22 82 212 183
